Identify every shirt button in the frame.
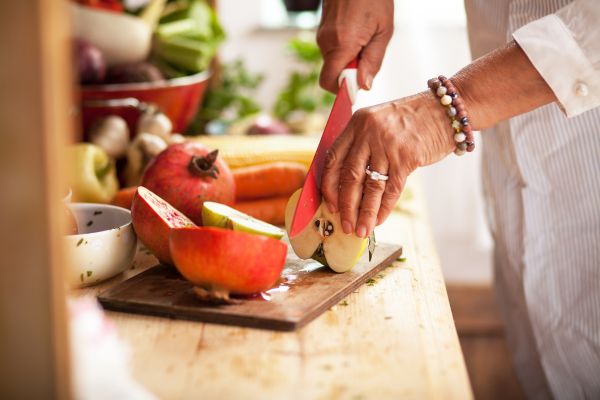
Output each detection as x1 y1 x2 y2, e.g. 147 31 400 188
575 82 589 97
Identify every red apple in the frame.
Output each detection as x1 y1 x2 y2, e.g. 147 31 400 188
131 186 195 265
169 227 287 295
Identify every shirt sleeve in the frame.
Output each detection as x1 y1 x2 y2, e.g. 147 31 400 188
512 0 600 117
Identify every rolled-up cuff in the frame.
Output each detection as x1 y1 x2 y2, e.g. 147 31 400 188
513 14 600 117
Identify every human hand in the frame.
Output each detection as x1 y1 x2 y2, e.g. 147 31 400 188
317 0 394 93
321 92 455 237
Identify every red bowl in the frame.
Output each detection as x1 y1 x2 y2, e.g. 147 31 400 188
79 71 210 137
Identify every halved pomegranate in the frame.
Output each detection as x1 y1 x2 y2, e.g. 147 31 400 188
169 227 287 295
131 186 195 265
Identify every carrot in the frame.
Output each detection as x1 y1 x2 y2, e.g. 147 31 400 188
111 186 137 209
234 196 289 226
233 162 306 201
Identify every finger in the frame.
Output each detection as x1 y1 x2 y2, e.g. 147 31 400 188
356 156 389 238
376 166 406 226
319 46 362 93
321 126 356 213
337 139 370 234
357 31 392 90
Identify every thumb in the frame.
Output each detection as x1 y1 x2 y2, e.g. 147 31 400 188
357 32 391 90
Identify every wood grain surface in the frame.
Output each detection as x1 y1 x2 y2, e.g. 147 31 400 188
74 178 473 399
0 1 73 398
98 243 402 331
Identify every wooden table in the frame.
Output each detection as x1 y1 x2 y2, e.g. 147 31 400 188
75 180 472 399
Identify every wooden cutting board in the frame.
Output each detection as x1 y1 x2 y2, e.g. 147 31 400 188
98 242 402 331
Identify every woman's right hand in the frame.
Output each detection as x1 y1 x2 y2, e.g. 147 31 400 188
317 0 394 93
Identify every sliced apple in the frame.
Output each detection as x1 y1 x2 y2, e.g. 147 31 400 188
284 189 323 259
131 186 195 265
285 189 368 273
169 227 287 295
202 201 285 239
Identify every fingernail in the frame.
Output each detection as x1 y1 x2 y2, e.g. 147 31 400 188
342 220 353 234
327 202 337 213
365 75 373 90
356 225 367 238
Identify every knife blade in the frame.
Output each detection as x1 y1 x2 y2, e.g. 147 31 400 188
289 60 358 238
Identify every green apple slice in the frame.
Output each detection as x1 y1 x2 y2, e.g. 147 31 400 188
202 202 285 239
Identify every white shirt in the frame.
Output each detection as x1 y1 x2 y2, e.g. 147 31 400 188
464 0 600 398
513 0 600 117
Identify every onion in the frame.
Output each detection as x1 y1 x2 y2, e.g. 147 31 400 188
74 39 106 85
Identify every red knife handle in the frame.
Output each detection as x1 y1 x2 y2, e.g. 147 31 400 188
345 58 358 69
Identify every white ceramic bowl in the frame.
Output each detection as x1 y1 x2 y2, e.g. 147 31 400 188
65 203 137 288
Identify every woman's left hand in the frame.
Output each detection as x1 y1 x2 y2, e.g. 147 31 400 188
321 92 455 238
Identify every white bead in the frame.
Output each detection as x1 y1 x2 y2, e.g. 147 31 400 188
454 148 466 156
454 132 466 143
440 95 452 106
452 120 461 130
447 107 457 117
436 86 447 97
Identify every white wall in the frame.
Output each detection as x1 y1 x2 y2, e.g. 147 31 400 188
217 0 493 283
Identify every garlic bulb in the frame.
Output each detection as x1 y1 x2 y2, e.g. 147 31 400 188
88 115 130 159
125 133 167 186
137 109 172 141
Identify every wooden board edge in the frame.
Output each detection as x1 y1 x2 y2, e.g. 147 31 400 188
99 298 299 332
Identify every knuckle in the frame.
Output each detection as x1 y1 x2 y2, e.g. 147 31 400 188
355 107 377 124
323 149 338 170
317 26 347 52
363 178 386 193
359 204 379 219
338 199 357 220
384 177 404 198
339 165 364 185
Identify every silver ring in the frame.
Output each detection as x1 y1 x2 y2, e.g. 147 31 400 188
365 167 389 181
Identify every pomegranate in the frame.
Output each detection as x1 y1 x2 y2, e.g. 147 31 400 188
169 227 287 295
131 186 195 265
141 142 235 225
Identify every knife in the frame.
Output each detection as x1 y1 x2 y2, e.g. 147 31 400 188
289 59 359 238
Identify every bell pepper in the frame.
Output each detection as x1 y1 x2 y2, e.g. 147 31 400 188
68 143 119 203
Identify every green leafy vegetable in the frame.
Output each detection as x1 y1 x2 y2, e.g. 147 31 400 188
186 59 264 134
152 0 225 77
273 36 334 120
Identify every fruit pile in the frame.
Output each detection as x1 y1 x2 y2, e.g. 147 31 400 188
125 142 294 298
113 141 368 298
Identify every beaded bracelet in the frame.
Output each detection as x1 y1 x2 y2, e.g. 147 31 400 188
427 76 474 156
